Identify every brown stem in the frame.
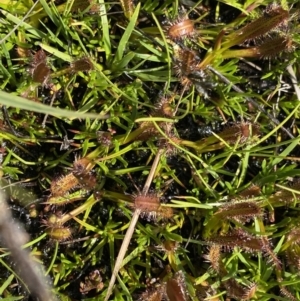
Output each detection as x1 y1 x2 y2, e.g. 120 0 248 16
104 149 164 301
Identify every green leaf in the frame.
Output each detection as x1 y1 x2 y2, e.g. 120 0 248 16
0 91 107 120
115 3 141 62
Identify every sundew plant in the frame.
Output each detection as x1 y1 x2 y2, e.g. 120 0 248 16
0 0 300 300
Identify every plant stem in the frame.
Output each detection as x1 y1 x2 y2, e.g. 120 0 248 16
286 64 300 101
104 149 164 301
0 190 57 301
207 66 294 139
